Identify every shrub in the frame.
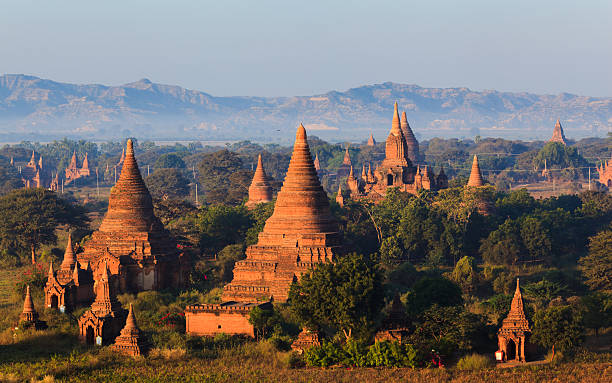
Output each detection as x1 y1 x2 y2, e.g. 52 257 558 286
455 353 494 371
304 341 345 367
366 341 420 368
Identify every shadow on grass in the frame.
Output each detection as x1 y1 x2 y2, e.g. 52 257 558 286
0 331 86 364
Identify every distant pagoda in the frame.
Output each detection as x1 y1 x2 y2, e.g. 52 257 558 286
549 119 567 146
467 155 485 187
246 154 273 208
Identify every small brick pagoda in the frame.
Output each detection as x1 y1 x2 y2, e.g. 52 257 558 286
76 139 188 294
78 262 127 345
112 304 149 356
374 294 411 344
246 154 273 208
549 119 567 146
467 155 484 187
497 278 531 362
20 285 46 329
346 102 447 201
222 124 341 303
44 235 95 311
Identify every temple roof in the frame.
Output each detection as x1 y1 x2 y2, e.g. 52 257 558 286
500 278 530 332
382 103 409 167
259 124 338 236
98 139 161 233
91 262 122 315
467 155 484 187
119 303 140 337
400 111 419 164
60 234 76 271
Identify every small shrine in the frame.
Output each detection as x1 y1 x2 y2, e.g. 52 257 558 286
20 285 46 330
112 304 149 356
497 278 531 362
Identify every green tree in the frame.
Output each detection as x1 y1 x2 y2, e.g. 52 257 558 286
145 168 190 199
244 201 274 246
197 150 253 205
154 153 186 169
405 276 463 315
0 157 23 195
581 292 612 337
480 219 525 266
248 305 282 340
532 305 585 357
0 189 88 263
197 204 252 255
289 253 384 340
579 229 612 291
451 256 478 293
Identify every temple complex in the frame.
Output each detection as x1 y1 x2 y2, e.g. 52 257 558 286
222 124 340 303
17 151 54 189
467 155 485 187
65 151 91 185
497 278 531 362
78 262 127 345
346 103 447 202
112 304 149 356
44 236 95 312
74 139 188 294
246 154 273 208
597 154 612 188
549 119 567 146
20 285 46 329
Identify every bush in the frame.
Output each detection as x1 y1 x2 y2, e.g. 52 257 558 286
304 341 345 367
304 340 422 368
366 341 420 368
455 353 494 371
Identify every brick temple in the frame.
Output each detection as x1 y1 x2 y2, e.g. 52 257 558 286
597 153 612 188
497 278 531 362
64 150 91 185
186 124 341 337
549 119 568 146
75 139 189 294
346 102 447 202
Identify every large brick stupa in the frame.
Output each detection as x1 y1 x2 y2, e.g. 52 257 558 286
77 139 188 293
223 124 341 302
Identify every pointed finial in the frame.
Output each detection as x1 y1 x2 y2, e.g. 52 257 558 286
296 124 307 140
257 153 263 168
48 262 54 277
126 139 134 155
391 102 401 134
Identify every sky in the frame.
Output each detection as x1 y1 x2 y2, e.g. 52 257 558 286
1 0 611 97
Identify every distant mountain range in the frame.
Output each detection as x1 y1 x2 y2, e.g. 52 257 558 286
0 74 610 143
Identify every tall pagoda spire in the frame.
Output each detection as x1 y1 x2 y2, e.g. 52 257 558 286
501 278 530 331
383 102 409 167
246 154 273 207
91 262 121 315
82 152 90 170
69 151 78 168
98 139 160 233
28 151 36 167
467 155 484 187
391 102 402 136
550 119 567 145
313 153 321 171
400 111 419 165
256 124 339 240
367 133 376 146
60 234 76 271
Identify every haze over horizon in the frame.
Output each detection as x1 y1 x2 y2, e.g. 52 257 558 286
2 0 611 98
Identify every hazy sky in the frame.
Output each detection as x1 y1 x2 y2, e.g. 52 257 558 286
2 0 611 97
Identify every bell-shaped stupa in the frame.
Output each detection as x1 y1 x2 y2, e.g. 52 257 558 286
223 124 340 302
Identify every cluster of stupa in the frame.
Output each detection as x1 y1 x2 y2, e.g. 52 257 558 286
342 103 447 202
39 139 187 353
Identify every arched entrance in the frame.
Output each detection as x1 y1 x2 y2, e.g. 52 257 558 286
506 338 516 361
85 326 95 345
387 174 393 186
50 295 58 309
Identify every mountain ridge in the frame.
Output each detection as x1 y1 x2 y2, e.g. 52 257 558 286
0 74 610 143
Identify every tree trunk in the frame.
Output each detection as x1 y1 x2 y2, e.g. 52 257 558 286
550 345 555 361
31 245 36 264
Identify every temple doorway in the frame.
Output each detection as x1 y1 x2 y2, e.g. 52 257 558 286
50 295 58 309
387 174 393 186
85 326 95 345
506 339 516 361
